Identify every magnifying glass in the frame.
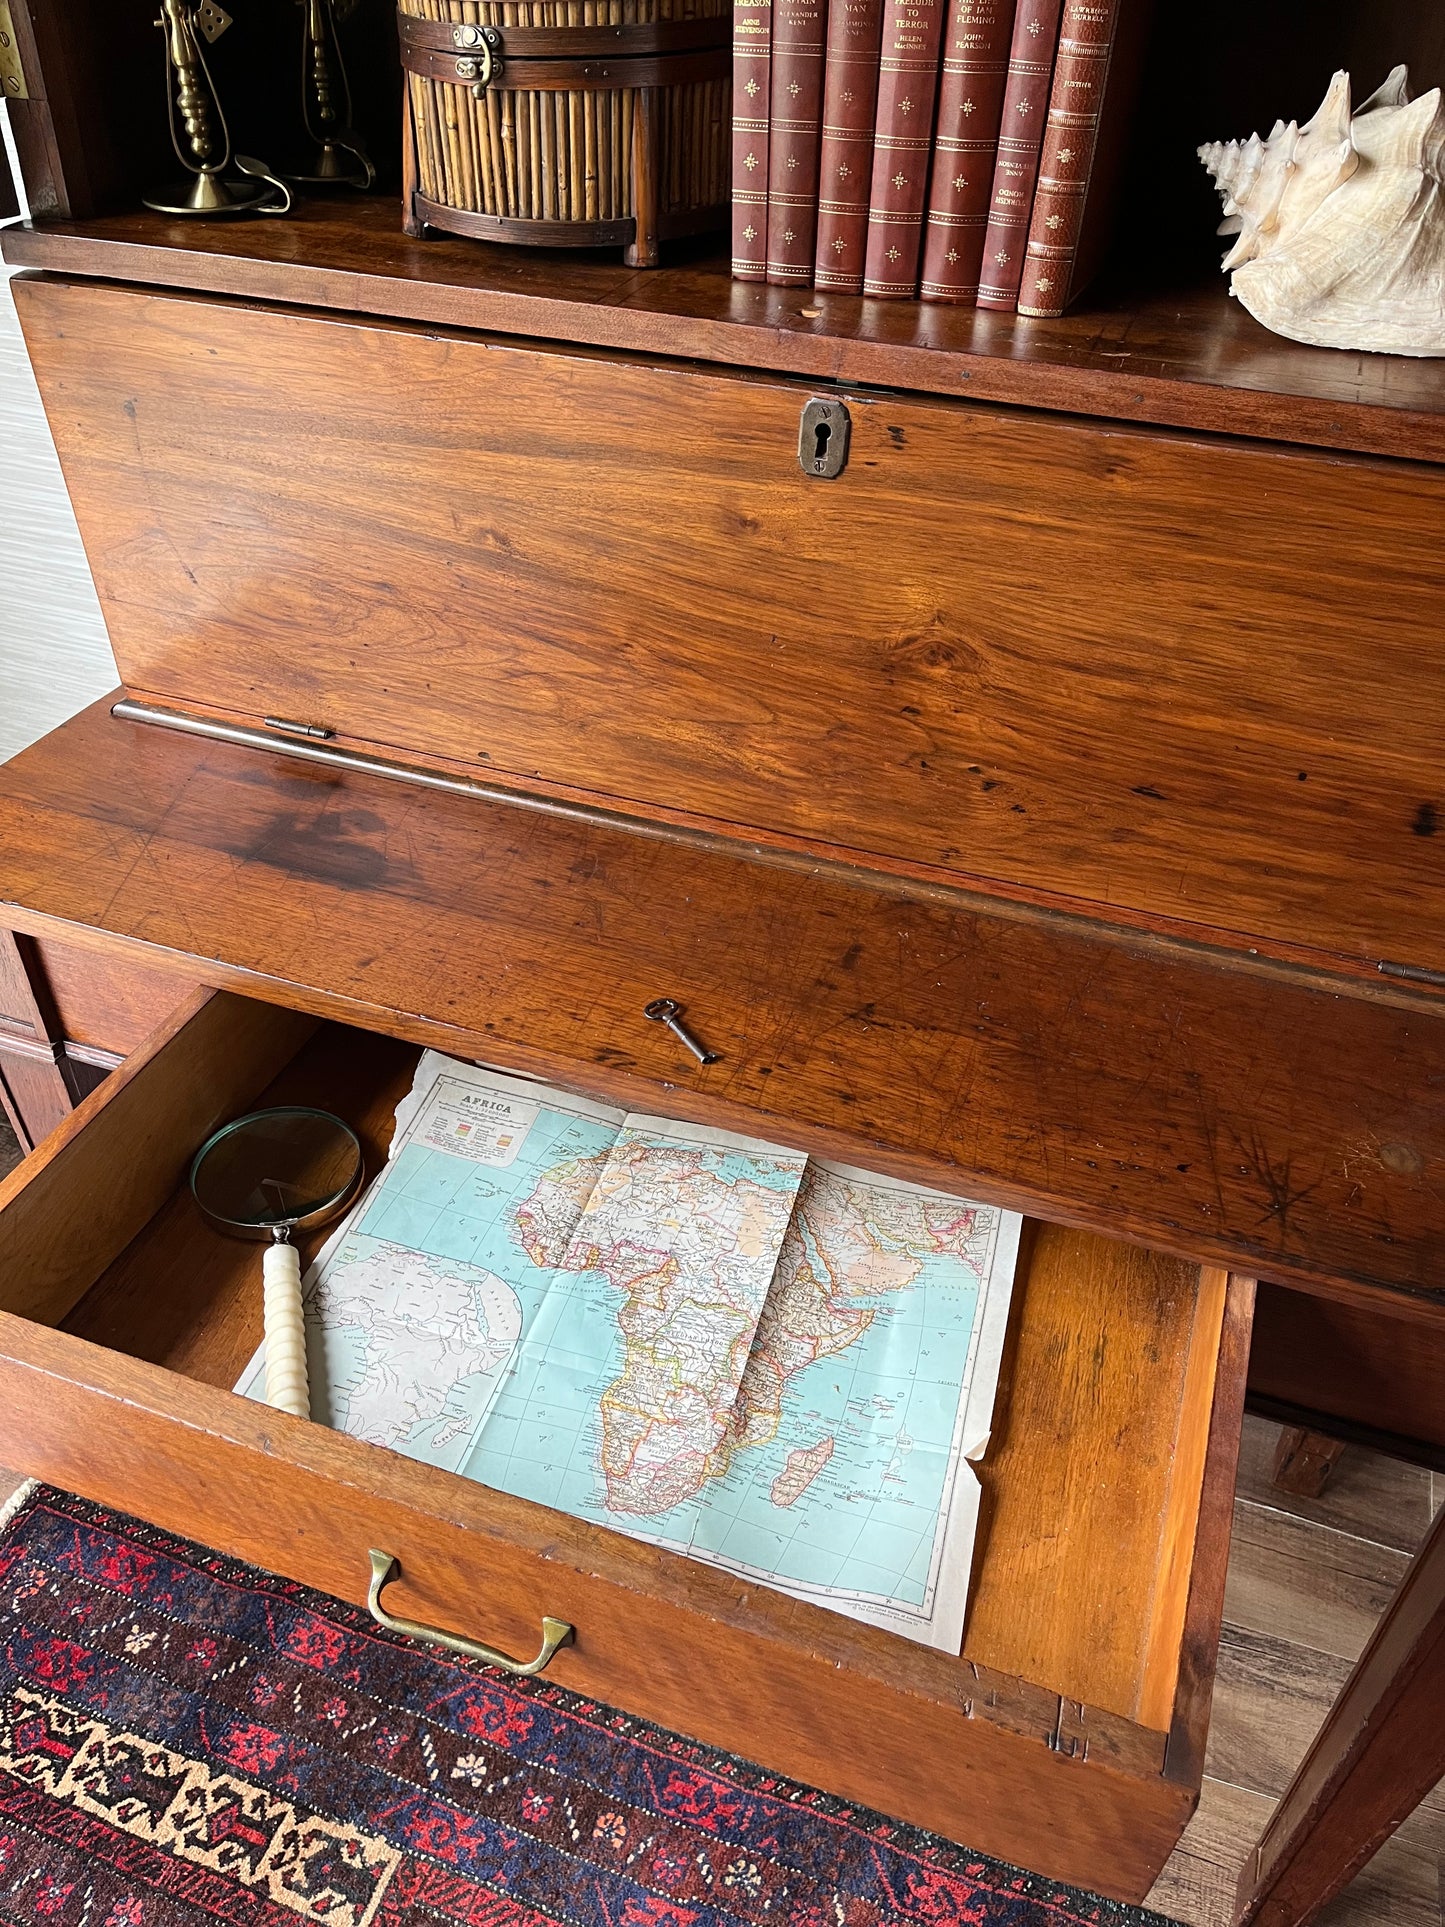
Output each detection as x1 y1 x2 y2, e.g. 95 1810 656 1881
190 1107 364 1420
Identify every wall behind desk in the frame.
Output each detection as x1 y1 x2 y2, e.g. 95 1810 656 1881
0 113 118 765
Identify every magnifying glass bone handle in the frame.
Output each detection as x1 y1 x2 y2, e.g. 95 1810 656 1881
263 1240 310 1420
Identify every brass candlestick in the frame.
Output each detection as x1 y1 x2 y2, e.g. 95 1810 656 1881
291 0 375 188
144 0 293 216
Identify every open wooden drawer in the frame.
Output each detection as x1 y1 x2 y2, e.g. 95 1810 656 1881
0 985 1252 1901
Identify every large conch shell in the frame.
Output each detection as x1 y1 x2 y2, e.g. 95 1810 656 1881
1199 66 1445 356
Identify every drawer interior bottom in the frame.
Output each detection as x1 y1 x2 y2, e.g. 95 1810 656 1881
35 1001 1232 1736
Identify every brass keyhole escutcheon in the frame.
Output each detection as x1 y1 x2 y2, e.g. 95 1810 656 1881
798 397 851 479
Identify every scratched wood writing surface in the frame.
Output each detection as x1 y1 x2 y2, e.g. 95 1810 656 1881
16 277 1445 979
0 700 1442 1310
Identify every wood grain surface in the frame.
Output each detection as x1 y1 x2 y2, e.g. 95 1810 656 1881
1233 1417 1435 1556
1222 1502 1409 1665
2 14 1439 1906
1151 1414 1445 1927
31 934 189 1052
17 277 1445 979
7 200 1445 461
1249 1285 1445 1460
0 992 1251 1891
1206 1624 1356 1807
1160 1267 1255 1783
0 270 117 774
63 1022 421 1383
1151 1775 1445 1927
0 924 182 1149
0 0 171 220
0 1041 69 1155
1269 1427 1346 1501
969 1231 1213 1725
0 989 315 1323
0 929 74 1149
1 700 1443 1310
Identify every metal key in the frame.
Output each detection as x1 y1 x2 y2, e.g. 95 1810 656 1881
644 997 719 1065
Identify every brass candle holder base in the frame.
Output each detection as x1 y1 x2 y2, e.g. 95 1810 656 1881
143 156 292 216
287 136 374 190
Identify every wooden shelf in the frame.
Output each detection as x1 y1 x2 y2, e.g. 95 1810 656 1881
6 196 1445 460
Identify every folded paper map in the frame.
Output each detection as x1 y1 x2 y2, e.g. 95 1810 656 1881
236 1053 1020 1651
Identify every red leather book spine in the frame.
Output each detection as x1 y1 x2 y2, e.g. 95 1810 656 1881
974 0 1062 310
917 0 1015 303
861 0 948 297
731 0 773 280
1016 0 1121 316
813 0 887 292
765 0 827 284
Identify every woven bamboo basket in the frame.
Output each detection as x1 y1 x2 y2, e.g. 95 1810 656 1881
398 0 729 265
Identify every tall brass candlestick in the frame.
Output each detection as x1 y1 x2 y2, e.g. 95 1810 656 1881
291 0 375 188
144 0 293 214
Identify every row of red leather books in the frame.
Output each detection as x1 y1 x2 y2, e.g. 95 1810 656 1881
730 0 1148 315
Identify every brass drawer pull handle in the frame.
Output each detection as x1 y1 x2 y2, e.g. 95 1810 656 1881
367 1549 574 1676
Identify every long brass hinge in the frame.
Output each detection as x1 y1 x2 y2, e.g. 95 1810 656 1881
0 1 29 99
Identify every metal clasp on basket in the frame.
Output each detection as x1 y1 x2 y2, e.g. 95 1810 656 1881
452 22 503 93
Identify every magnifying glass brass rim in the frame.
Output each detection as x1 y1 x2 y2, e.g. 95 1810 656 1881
189 1105 365 1239
190 1104 365 1424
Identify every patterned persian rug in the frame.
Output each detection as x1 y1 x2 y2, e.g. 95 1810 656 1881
0 1485 1171 1927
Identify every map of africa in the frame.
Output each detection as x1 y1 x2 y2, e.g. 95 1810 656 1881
237 1054 1020 1651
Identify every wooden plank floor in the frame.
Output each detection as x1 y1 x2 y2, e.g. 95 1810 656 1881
1148 1415 1443 1926
0 1121 1436 1920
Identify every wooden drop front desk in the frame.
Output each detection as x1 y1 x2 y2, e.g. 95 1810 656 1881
1 192 1444 1910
